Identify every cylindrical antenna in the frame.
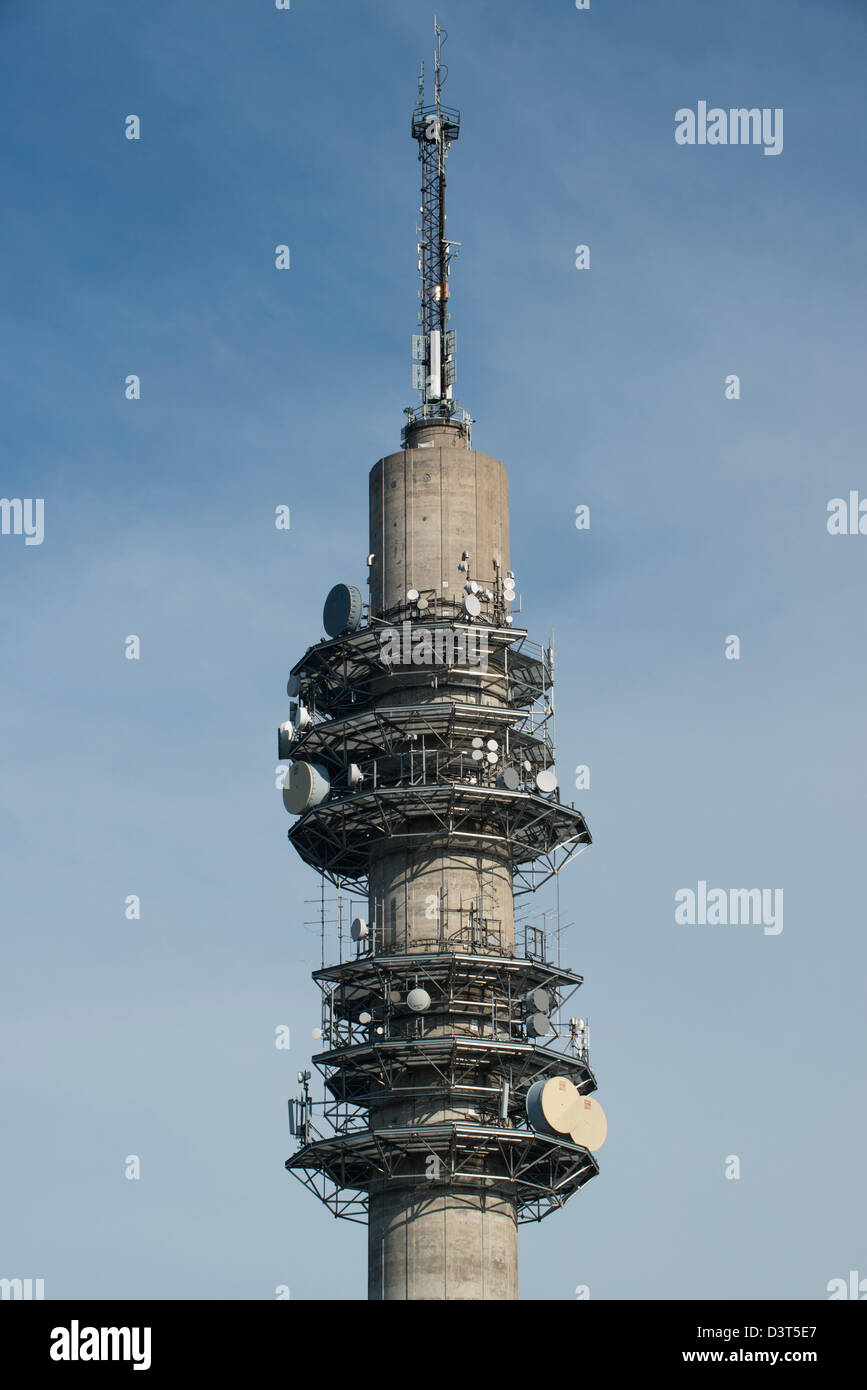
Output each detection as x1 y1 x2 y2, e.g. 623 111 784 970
435 18 444 110
499 1081 510 1121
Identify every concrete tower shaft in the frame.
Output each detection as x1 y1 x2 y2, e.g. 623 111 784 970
369 431 509 621
368 847 515 955
368 1186 518 1301
366 427 519 1300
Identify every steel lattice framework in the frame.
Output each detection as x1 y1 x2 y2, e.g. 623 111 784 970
406 21 462 429
413 95 459 351
287 1124 599 1227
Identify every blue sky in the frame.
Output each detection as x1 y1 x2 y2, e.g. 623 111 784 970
1 0 865 1299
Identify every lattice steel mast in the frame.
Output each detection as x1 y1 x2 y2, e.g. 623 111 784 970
408 20 462 428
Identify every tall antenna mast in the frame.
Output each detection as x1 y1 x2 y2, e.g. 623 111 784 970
282 18 602 1303
408 18 462 431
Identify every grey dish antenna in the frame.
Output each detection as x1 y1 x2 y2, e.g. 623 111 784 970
323 584 363 638
525 987 551 1014
282 762 331 815
525 1011 554 1039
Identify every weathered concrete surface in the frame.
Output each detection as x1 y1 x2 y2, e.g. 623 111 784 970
369 435 509 618
368 1185 518 1301
368 847 515 955
366 426 520 1300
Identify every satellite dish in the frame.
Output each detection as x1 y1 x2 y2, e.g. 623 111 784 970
407 588 420 601
535 767 558 794
462 593 481 618
526 1076 582 1136
286 674 301 698
464 580 479 594
292 703 313 731
359 1011 372 1025
497 766 520 791
406 988 431 1013
523 760 533 772
569 1096 607 1152
486 739 498 751
416 596 429 611
282 762 331 815
277 722 296 759
350 917 369 941
486 751 498 764
525 987 551 1014
471 748 484 762
323 584 363 638
525 1011 554 1039
472 737 484 748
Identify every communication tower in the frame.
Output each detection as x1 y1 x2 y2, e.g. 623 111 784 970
280 21 604 1300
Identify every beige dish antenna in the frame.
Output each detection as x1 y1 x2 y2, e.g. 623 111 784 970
526 1076 582 1136
569 1096 607 1151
